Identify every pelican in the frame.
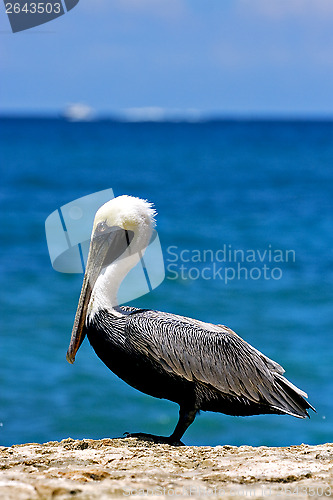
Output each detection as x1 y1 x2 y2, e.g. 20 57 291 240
66 195 314 444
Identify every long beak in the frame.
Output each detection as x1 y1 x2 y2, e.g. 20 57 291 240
66 240 104 364
66 226 133 364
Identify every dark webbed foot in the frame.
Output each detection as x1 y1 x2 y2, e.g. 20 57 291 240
123 432 184 446
122 406 196 447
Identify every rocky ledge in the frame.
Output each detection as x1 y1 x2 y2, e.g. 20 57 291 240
0 438 332 499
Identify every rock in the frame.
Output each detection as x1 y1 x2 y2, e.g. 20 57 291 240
0 438 332 499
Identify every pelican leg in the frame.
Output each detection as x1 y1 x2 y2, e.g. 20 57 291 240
169 407 197 442
123 408 197 446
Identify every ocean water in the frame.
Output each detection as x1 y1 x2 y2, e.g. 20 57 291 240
0 117 332 447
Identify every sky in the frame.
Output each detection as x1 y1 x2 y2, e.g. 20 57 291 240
1 0 333 117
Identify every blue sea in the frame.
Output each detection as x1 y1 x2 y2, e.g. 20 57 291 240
1 117 332 448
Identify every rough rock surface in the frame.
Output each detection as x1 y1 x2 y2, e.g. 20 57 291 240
0 438 332 499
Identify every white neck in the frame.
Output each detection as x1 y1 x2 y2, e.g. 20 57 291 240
87 250 140 319
87 225 152 320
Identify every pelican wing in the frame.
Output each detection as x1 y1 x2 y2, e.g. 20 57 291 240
126 309 311 417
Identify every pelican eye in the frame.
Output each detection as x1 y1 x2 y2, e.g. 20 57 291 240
96 221 108 233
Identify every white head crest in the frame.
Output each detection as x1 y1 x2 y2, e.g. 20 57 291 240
93 195 156 234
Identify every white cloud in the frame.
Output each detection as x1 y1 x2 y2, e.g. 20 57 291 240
120 107 203 121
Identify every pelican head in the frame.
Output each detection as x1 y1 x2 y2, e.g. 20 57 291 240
66 195 156 364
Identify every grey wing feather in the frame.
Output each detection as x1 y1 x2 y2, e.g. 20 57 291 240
125 310 309 416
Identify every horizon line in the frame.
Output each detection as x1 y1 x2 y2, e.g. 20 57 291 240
1 110 333 123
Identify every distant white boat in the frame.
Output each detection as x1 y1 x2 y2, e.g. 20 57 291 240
62 103 95 122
